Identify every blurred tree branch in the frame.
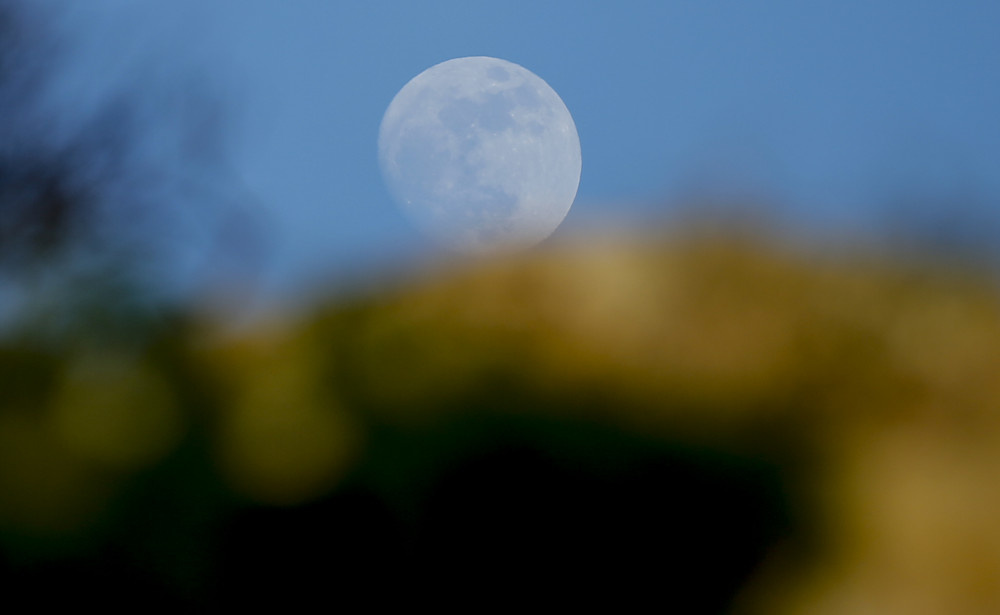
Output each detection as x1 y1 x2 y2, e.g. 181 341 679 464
0 0 266 342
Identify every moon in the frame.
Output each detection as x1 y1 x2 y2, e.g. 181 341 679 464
378 56 581 253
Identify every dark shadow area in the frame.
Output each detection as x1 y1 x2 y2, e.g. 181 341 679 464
0 411 801 613
211 415 800 612
411 443 790 611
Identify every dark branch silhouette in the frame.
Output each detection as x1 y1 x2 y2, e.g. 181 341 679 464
0 0 266 338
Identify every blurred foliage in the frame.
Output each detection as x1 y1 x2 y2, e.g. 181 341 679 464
2 229 1000 612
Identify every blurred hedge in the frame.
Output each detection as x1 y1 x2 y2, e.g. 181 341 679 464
1 232 999 612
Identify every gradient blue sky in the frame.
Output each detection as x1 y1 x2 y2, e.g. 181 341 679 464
52 1 1000 300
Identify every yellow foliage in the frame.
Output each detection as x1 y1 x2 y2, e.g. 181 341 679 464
2 232 1000 612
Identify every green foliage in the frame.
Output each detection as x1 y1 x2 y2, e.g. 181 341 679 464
2 233 1000 611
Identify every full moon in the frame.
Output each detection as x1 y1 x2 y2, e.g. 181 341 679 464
378 56 581 253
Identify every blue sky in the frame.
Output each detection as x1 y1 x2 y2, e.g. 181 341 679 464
49 0 1000 302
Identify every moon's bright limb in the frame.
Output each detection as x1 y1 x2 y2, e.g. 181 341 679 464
378 56 581 253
